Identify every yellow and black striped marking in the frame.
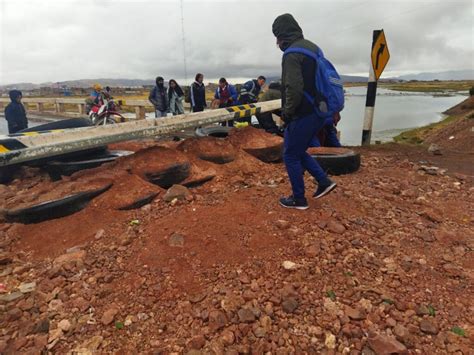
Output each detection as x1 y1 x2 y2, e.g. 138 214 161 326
0 139 28 153
226 104 261 119
8 129 64 137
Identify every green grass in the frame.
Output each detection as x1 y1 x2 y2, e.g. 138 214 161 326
393 115 461 145
326 290 336 301
380 80 473 93
451 326 466 337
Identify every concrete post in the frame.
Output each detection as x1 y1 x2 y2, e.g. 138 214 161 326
135 106 146 120
78 104 86 115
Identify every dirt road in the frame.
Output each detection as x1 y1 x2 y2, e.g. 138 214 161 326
0 106 472 353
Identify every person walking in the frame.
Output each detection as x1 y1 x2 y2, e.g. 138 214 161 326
272 13 337 210
149 76 169 118
190 73 206 112
4 90 28 134
168 79 185 115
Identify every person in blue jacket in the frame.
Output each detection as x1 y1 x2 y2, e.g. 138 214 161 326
239 76 266 104
310 113 342 147
4 90 28 134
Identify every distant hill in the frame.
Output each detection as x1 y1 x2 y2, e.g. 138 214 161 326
395 69 474 81
2 70 472 90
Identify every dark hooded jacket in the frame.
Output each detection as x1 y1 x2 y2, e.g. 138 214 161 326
4 90 28 134
149 77 169 112
272 14 318 120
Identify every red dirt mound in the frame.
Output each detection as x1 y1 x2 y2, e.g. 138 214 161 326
114 146 189 176
229 126 283 162
0 178 112 211
92 172 162 210
177 137 237 164
424 116 474 153
229 126 283 149
443 95 474 116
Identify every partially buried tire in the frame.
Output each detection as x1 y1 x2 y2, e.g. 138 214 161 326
195 126 233 138
44 150 134 180
17 118 93 133
4 184 112 224
308 147 360 175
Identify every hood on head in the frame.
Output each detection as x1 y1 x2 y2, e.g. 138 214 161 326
156 76 164 86
9 90 22 102
272 13 303 51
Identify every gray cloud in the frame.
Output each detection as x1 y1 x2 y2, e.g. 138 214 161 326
0 0 472 85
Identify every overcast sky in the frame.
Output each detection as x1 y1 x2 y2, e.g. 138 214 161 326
0 0 472 85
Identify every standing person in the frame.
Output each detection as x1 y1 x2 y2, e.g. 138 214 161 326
190 73 206 112
239 76 266 104
148 76 169 118
310 113 342 147
4 90 28 134
255 81 283 134
272 13 337 210
214 78 238 108
214 77 238 126
168 79 185 115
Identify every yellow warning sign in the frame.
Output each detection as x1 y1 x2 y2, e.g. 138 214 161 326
371 30 390 80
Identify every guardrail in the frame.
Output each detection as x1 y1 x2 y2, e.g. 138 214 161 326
0 100 281 166
0 97 200 120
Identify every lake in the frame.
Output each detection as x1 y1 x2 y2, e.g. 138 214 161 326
0 88 466 145
338 87 465 145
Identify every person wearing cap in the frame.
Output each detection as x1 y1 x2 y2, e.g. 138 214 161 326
4 90 28 134
149 76 169 118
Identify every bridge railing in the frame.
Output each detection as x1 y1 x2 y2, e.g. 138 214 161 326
0 97 200 120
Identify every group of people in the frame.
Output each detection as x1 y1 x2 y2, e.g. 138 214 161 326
146 73 267 121
148 76 186 117
3 13 341 211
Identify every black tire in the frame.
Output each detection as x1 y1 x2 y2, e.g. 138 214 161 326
195 126 232 138
309 147 361 175
18 118 92 133
4 184 112 224
145 162 191 189
44 150 134 180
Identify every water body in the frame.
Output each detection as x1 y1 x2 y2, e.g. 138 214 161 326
0 88 465 144
338 87 465 146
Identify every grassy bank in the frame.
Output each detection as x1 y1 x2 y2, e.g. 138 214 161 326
379 80 473 93
393 114 461 144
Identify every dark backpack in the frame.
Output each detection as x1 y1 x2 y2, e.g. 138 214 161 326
283 47 344 118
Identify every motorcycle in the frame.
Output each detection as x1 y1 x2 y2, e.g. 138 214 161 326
88 98 126 126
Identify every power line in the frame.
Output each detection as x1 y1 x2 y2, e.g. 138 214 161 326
180 0 188 84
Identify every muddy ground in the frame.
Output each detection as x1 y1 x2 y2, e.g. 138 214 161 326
0 107 473 354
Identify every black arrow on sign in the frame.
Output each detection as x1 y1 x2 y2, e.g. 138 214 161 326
375 43 386 70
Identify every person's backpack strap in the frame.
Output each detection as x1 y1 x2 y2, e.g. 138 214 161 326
283 46 344 118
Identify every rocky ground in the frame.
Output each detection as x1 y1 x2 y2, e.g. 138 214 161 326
0 106 473 354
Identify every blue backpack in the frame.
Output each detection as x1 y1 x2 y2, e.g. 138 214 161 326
283 46 344 118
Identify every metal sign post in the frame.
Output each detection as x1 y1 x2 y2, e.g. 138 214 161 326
362 29 390 146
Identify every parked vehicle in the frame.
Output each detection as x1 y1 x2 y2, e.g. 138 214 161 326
89 98 126 126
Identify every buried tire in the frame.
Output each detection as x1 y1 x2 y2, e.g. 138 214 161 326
44 150 134 180
4 184 112 224
195 126 233 138
308 147 360 175
17 118 93 133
